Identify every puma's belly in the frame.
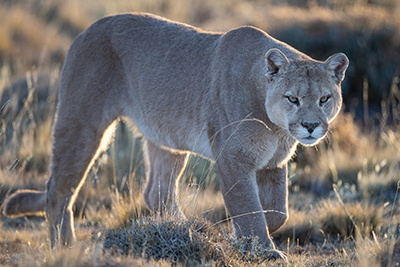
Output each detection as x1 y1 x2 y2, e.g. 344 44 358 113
133 118 214 160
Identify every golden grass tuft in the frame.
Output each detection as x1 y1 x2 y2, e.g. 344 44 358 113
318 200 384 239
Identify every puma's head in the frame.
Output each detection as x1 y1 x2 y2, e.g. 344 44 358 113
264 48 349 146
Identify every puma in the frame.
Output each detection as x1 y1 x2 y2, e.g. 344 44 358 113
3 13 348 259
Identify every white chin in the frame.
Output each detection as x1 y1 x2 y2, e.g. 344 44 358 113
298 137 321 146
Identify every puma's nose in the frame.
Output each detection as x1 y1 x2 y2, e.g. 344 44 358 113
301 122 320 133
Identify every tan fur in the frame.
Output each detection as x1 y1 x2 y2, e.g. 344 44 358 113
2 13 348 258
3 190 46 217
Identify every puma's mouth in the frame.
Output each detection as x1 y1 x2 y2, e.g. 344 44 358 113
286 131 319 146
289 125 327 146
297 135 323 146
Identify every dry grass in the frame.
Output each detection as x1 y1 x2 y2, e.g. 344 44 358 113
0 0 400 266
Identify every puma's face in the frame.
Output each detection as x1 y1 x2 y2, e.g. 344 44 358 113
264 49 349 146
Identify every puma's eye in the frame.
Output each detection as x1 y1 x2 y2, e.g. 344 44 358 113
320 96 329 103
287 96 299 104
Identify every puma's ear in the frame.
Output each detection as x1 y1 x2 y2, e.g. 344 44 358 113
265 48 289 80
323 53 349 82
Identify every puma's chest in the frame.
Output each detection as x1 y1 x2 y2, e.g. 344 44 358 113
257 134 298 170
269 140 298 168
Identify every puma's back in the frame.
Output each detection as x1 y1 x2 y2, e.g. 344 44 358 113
59 13 224 156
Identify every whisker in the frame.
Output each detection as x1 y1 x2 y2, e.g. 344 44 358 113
325 128 333 146
210 209 287 228
209 113 272 162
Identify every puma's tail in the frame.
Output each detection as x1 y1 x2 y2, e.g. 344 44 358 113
2 190 46 217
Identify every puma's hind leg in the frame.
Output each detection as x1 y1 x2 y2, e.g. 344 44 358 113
143 140 189 215
46 110 118 247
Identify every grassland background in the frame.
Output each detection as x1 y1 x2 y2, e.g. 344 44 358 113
0 0 400 266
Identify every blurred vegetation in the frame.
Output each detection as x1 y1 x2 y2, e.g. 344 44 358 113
1 0 399 114
0 0 400 266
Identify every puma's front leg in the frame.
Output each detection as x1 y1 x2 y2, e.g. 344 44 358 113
216 158 274 249
216 153 288 260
